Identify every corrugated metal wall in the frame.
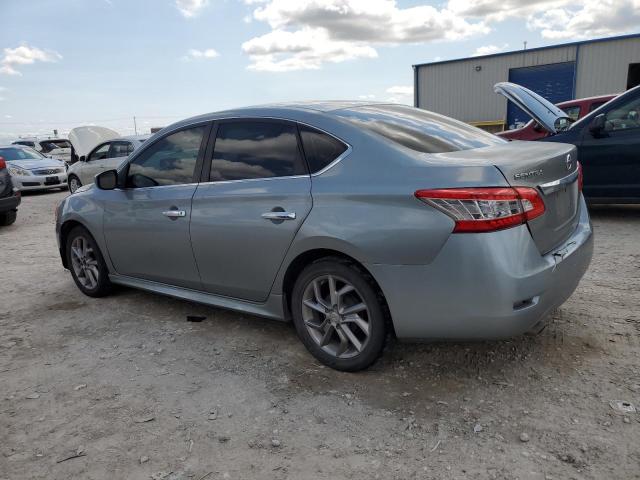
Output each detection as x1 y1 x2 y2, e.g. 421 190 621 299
415 36 640 125
576 37 640 97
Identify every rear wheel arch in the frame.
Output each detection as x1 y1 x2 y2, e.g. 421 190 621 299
281 248 394 336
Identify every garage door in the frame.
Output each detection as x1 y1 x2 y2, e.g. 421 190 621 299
507 62 576 129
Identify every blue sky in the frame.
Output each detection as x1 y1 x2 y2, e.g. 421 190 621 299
1 0 639 142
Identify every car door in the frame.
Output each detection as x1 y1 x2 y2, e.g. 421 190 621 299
81 142 111 184
102 123 211 290
577 93 640 199
190 119 312 302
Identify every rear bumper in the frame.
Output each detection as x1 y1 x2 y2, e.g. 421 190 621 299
368 195 593 340
0 192 21 212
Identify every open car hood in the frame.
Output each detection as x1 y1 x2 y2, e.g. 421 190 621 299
494 82 571 134
68 126 120 157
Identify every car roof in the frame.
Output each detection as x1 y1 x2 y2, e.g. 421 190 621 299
117 135 150 142
164 101 406 132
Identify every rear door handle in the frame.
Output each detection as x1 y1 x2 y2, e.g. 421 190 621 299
261 211 296 220
162 209 186 218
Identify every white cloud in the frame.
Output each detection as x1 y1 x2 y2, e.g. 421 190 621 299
386 85 412 96
241 0 640 72
242 0 488 72
527 0 640 39
175 0 209 18
1 44 62 76
184 48 220 60
385 85 413 104
472 43 509 56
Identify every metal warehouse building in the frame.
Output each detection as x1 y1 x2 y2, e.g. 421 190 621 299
413 33 640 132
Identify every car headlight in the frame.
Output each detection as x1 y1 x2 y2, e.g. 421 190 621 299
8 166 30 176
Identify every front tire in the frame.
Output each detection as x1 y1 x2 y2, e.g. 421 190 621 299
0 209 17 226
291 258 387 371
68 175 82 194
66 226 112 297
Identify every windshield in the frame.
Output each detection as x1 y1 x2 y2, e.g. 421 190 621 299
0 147 47 161
334 104 506 153
44 140 71 149
13 141 36 148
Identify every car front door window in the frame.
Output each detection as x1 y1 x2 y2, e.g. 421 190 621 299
127 127 206 188
88 143 110 161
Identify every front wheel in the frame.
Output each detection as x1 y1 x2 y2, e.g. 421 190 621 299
68 175 82 194
66 226 112 297
291 258 387 371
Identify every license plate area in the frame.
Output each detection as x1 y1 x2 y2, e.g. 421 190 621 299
45 176 60 185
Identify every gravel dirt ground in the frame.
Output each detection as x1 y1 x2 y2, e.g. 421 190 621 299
1 190 639 480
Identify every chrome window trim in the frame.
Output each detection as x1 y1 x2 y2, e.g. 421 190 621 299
121 115 352 190
539 168 580 194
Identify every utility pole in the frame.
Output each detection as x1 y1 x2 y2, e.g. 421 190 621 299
523 41 527 50
133 116 138 135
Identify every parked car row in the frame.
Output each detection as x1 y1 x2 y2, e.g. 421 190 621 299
496 94 617 141
12 137 72 164
495 82 640 202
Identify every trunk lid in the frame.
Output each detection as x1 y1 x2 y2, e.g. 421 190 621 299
494 82 572 134
432 141 580 254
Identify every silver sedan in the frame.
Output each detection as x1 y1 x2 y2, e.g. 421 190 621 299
55 102 593 371
0 145 67 191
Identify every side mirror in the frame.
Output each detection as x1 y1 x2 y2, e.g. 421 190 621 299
96 169 118 190
79 155 86 162
589 114 606 136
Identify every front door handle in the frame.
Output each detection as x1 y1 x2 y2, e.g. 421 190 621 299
261 211 296 220
162 209 186 219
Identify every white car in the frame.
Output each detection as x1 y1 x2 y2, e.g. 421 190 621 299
67 126 149 193
12 138 72 164
0 145 67 191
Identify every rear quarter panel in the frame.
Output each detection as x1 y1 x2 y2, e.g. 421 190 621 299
271 120 510 294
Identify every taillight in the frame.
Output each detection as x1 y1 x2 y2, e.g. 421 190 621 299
415 187 545 233
0 156 5 169
577 161 583 192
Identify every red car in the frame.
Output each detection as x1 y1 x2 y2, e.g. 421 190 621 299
497 94 617 140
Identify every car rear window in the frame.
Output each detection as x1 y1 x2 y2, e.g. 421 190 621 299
299 125 348 173
333 104 505 153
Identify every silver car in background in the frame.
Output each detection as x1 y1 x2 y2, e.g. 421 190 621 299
0 145 67 191
67 129 149 193
55 102 593 371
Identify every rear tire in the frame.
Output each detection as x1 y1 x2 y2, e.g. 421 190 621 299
0 209 17 226
66 226 112 297
68 175 82 194
291 258 387 372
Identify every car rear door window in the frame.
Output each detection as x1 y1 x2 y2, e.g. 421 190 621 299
127 126 206 188
210 121 306 181
109 141 134 158
299 125 348 173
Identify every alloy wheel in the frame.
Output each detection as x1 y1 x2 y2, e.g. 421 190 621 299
70 236 100 290
301 274 371 359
